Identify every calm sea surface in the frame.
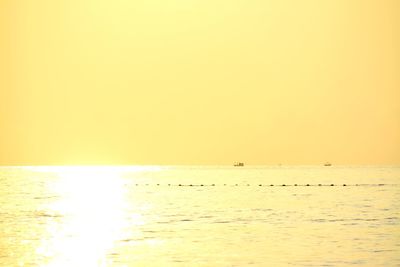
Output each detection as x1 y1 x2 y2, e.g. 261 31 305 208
0 166 399 266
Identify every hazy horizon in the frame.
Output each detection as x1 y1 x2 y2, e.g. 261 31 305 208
1 164 399 168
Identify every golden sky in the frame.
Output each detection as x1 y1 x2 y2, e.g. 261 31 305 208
0 0 399 165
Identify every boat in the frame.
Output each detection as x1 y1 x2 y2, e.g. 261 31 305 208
324 162 332 166
234 162 244 167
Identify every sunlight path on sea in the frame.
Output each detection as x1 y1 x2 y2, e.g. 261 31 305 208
35 167 145 267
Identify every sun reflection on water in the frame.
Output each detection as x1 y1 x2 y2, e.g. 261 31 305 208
36 167 142 267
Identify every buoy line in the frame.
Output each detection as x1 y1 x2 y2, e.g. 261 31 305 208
131 183 390 187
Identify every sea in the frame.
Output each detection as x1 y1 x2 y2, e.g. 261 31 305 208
0 166 399 267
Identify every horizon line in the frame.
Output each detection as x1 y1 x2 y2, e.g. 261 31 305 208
1 164 399 167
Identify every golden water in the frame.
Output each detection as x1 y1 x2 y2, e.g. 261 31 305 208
0 166 399 266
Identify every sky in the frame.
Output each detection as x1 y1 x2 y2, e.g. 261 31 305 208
0 0 399 165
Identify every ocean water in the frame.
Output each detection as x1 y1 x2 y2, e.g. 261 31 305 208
0 166 399 267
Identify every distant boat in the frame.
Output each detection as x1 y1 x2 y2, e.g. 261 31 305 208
234 162 244 167
324 162 332 166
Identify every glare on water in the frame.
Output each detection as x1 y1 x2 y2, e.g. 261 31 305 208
33 167 126 266
0 166 399 266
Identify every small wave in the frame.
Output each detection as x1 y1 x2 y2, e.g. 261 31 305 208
34 211 63 218
198 215 214 219
33 196 58 200
372 249 395 253
385 217 399 220
213 220 232 224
